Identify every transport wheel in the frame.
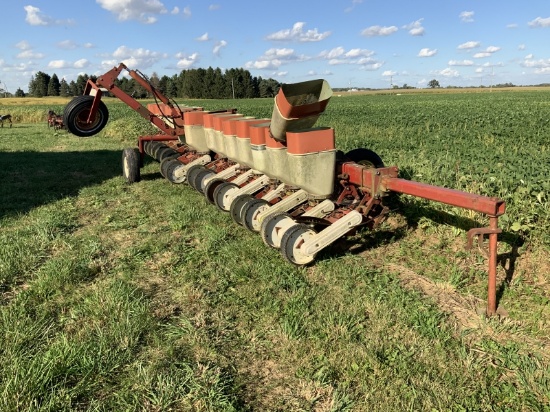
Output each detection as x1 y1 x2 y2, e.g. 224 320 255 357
345 148 384 168
260 212 293 248
230 194 254 225
193 169 215 194
280 224 317 266
242 199 270 232
205 178 225 204
63 95 109 137
186 165 205 190
213 182 239 212
122 147 141 184
165 160 187 183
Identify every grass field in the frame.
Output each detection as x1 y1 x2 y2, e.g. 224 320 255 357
0 91 549 411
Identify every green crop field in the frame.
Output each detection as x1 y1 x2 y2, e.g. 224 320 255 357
0 91 549 411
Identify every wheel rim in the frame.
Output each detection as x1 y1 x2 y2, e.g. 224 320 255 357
230 194 254 225
260 213 294 248
280 225 317 266
194 170 215 194
213 182 239 212
242 199 270 232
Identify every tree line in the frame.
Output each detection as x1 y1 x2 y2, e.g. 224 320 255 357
21 67 281 99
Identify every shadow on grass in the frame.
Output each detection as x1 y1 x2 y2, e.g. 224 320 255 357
0 150 124 218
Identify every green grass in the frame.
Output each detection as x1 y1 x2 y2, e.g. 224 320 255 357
0 94 549 411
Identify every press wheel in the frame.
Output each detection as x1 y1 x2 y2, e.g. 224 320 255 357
280 224 317 266
213 182 239 212
260 212 294 248
242 198 270 232
230 194 254 225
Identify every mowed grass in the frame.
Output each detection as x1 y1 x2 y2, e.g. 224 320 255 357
0 94 549 411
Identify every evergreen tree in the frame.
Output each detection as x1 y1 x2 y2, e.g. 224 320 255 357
59 78 70 96
47 73 61 96
69 80 77 96
15 88 25 97
30 71 51 97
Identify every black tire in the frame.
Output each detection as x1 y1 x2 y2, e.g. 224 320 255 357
165 159 186 183
193 169 215 194
122 148 141 183
155 146 176 162
230 194 254 225
280 224 317 266
213 182 239 212
260 212 292 248
345 148 384 168
204 178 225 204
160 155 180 178
242 198 270 232
63 95 109 137
186 165 205 190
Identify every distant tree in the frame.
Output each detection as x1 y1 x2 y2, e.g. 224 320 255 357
47 73 61 96
29 71 51 97
259 78 280 98
15 88 25 97
68 80 77 96
428 79 440 88
59 78 70 96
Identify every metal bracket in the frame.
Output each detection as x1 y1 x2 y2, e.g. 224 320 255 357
466 227 502 257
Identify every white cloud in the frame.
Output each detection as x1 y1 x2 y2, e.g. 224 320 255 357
449 60 474 66
458 41 480 50
176 52 199 69
528 17 550 28
525 54 533 59
361 25 398 37
245 48 308 70
473 52 492 58
48 60 71 69
319 47 380 69
418 48 437 57
518 44 526 51
84 43 95 49
15 40 32 50
16 50 45 59
344 0 363 13
436 68 460 77
112 45 167 69
171 7 179 14
382 71 396 77
267 22 331 42
58 40 78 50
507 23 518 29
522 58 550 68
183 6 191 18
403 19 425 36
196 33 209 42
24 5 74 26
74 59 90 69
24 5 51 26
459 11 474 23
213 40 227 56
486 46 501 53
209 4 220 11
96 0 167 24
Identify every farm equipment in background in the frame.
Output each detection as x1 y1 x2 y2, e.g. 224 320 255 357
47 110 64 130
63 63 506 316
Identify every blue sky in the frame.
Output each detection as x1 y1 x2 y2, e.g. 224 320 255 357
1 0 550 93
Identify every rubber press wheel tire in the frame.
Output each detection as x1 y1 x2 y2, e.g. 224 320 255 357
122 148 141 184
63 95 109 137
193 169 215 194
345 148 384 168
186 165 205 190
230 194 254 225
242 198 270 232
280 224 317 266
213 182 239 212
